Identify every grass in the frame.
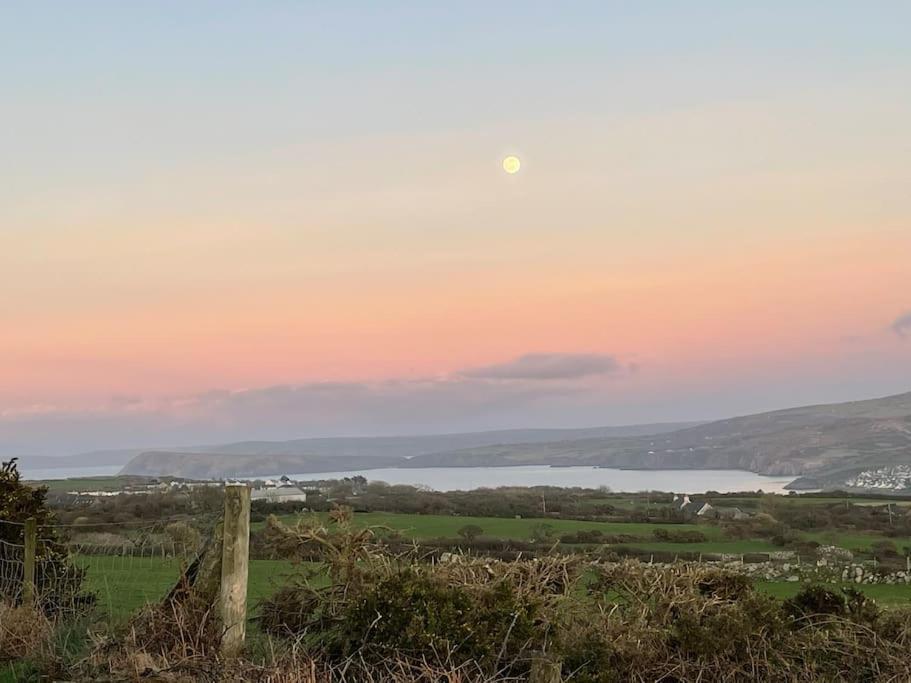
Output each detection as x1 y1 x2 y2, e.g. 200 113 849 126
802 530 904 552
268 511 728 541
76 555 298 618
757 581 911 605
624 539 782 554
268 511 897 556
35 510 911 623
73 551 911 620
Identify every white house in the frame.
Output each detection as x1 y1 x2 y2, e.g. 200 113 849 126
250 484 308 503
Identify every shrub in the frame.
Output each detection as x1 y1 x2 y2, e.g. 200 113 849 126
0 601 53 661
652 528 708 543
164 521 202 554
530 523 556 544
782 585 846 621
259 510 576 677
0 459 87 614
871 539 900 561
456 524 484 542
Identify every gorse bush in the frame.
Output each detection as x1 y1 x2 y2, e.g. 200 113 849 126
257 513 911 682
259 509 576 676
0 459 87 615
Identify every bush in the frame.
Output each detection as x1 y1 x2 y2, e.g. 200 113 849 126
871 539 900 561
257 514 911 682
0 459 87 614
0 601 53 661
782 585 847 621
530 523 556 544
164 521 202 554
258 511 575 677
456 524 484 542
652 528 708 543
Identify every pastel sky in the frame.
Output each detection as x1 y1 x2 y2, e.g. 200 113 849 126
2 2 910 455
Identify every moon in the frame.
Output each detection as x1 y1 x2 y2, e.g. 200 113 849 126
502 155 521 174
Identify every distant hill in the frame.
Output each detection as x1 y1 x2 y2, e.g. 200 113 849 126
116 390 911 491
120 422 697 478
123 451 406 479
17 449 148 471
405 391 911 490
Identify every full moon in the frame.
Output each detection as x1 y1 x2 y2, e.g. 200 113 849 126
502 155 521 174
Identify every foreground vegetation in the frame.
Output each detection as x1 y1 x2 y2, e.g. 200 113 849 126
10 510 911 682
4 465 911 680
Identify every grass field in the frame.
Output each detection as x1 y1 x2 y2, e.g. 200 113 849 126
73 551 911 622
268 511 892 556
76 555 299 617
29 508 910 621
270 511 728 541
756 581 911 605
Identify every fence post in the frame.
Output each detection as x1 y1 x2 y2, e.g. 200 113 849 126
219 483 251 658
23 517 37 606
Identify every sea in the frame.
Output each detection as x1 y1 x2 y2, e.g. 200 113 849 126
21 463 796 494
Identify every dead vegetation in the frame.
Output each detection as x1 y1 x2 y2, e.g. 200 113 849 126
9 507 911 681
0 600 54 661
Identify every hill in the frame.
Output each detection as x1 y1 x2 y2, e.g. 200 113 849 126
120 391 911 490
119 422 697 478
406 391 911 490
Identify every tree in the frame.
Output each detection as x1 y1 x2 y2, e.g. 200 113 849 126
0 459 57 543
0 459 86 612
457 524 484 542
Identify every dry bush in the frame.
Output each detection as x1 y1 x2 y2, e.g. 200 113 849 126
68 531 134 551
73 510 911 682
259 509 579 679
557 561 911 682
0 600 54 661
164 521 203 555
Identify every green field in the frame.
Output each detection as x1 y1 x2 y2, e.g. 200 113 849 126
73 551 911 621
802 530 907 552
757 581 911 605
76 555 299 617
268 511 892 556
270 511 727 541
40 508 911 620
624 539 781 554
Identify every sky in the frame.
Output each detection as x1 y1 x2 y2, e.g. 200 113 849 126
2 2 910 456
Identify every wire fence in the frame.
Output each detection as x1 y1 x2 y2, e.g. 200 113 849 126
0 538 25 604
0 516 217 619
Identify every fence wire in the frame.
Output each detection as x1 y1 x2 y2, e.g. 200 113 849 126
0 539 25 604
1 516 217 620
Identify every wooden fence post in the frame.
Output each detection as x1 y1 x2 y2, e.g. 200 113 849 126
219 483 251 658
23 517 37 606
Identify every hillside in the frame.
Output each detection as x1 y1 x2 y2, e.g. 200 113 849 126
119 422 696 478
120 391 911 490
122 451 406 479
407 391 911 489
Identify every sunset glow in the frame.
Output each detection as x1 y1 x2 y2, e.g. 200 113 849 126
1 2 910 456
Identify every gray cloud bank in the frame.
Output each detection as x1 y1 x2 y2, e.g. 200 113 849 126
1 353 635 457
893 311 911 338
460 352 622 380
